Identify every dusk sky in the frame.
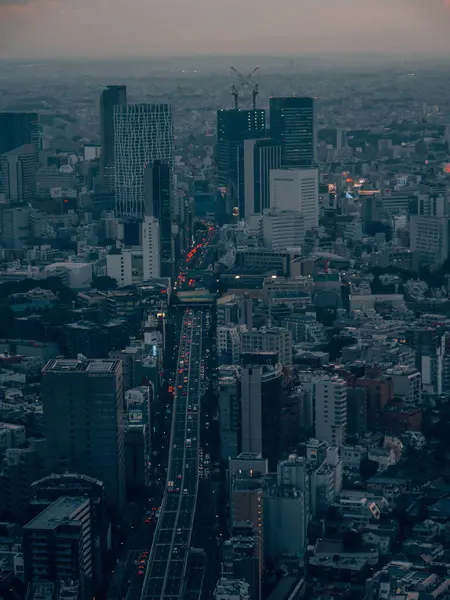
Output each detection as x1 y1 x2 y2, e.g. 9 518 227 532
1 0 450 60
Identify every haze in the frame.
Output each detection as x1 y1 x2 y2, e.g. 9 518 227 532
1 0 450 60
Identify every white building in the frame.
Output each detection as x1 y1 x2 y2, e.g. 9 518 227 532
142 216 161 280
386 365 421 406
44 262 92 290
214 578 249 600
314 376 347 447
269 168 319 230
106 249 132 288
262 209 305 250
114 104 173 218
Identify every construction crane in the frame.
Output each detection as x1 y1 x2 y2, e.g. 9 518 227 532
230 65 260 110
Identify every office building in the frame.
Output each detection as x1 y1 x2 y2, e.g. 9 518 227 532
240 352 283 469
0 112 39 155
314 376 347 447
106 248 133 288
30 473 108 592
386 366 422 407
0 143 37 204
99 85 127 188
0 206 31 249
144 160 173 277
242 138 281 217
269 96 316 167
42 358 125 509
142 216 161 280
114 104 173 219
262 209 305 251
216 109 266 206
219 369 240 460
23 497 93 600
270 167 319 230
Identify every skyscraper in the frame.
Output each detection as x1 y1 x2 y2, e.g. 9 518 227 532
142 216 161 280
242 138 281 217
99 85 127 189
0 112 40 155
270 97 316 167
240 352 283 470
114 104 174 219
42 358 125 509
144 160 174 277
270 167 319 230
216 109 266 212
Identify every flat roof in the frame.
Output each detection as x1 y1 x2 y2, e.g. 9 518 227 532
24 496 88 530
43 358 120 374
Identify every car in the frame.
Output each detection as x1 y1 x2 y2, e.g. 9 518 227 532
177 474 182 479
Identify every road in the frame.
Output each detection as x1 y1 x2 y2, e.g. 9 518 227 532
140 310 203 600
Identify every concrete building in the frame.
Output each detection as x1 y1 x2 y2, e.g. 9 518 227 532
44 263 93 290
42 358 125 509
23 497 93 600
241 328 292 368
270 168 319 230
386 366 422 407
314 376 347 447
410 215 450 267
142 216 161 280
214 578 249 600
261 209 305 251
106 248 133 288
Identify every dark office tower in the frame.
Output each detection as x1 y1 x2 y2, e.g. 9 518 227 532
23 497 93 600
144 160 174 278
216 109 266 208
42 358 125 510
241 138 281 217
240 352 282 471
0 112 40 155
270 97 316 167
100 85 127 189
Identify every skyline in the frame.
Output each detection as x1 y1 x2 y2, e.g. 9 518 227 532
1 0 450 60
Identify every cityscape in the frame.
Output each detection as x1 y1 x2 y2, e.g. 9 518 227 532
2 9 450 600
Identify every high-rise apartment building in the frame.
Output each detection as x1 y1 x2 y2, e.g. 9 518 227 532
314 376 347 447
142 216 161 280
0 143 37 205
0 112 40 156
23 497 93 600
144 160 173 277
100 85 127 188
269 97 316 167
241 138 281 217
216 109 266 210
114 104 173 219
42 358 125 509
270 167 319 231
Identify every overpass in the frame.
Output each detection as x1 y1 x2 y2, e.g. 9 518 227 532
140 309 203 600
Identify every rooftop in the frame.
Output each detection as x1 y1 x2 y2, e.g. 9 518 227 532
24 496 89 531
43 358 119 374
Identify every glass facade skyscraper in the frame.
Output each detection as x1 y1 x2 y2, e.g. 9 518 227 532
114 104 174 219
100 85 127 189
269 97 316 168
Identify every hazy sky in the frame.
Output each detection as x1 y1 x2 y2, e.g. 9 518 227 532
1 0 450 60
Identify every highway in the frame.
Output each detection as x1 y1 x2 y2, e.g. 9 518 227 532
140 309 203 600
